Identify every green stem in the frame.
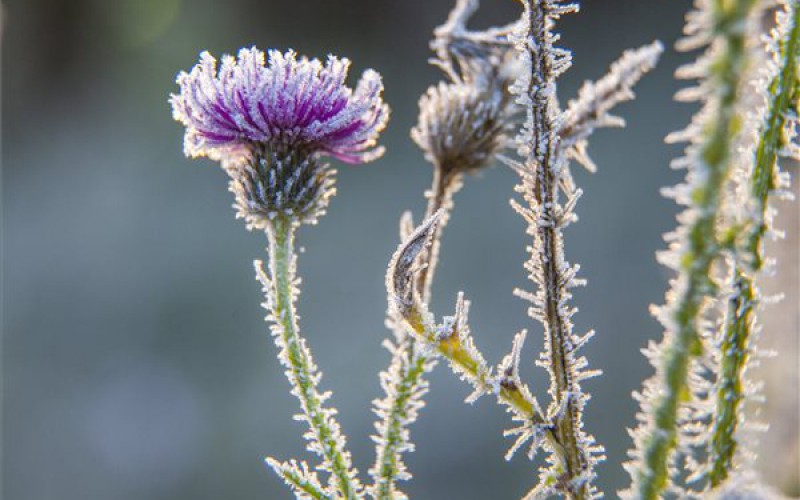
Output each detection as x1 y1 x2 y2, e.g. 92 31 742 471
632 0 757 497
372 170 460 500
279 466 332 500
708 3 799 487
401 306 565 459
372 353 429 499
266 216 360 499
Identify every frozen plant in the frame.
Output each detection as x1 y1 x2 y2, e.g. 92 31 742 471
371 2 521 498
704 0 799 490
168 0 798 499
624 0 799 498
387 1 660 499
171 47 388 499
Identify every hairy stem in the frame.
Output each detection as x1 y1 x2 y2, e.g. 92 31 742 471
265 216 360 499
372 169 461 499
517 2 592 497
371 349 429 500
708 2 799 487
628 0 757 497
271 461 332 500
403 305 552 433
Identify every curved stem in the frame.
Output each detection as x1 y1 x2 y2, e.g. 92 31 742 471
265 216 360 499
708 2 799 487
403 306 550 433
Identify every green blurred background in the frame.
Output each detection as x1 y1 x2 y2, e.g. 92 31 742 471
4 0 798 499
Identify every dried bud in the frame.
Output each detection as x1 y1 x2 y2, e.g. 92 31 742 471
226 146 335 229
386 211 442 319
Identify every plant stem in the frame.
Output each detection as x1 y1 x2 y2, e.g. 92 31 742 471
265 216 360 499
406 308 544 421
708 2 799 487
372 168 461 500
629 0 757 497
371 350 429 500
271 460 332 500
517 2 592 496
416 169 461 300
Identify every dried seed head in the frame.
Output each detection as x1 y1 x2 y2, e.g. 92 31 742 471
412 80 515 177
226 145 335 229
416 0 521 180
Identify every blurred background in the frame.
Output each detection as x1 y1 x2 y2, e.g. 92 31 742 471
3 0 798 499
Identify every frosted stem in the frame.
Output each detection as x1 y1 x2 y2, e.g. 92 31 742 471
625 0 758 497
416 168 461 300
370 169 461 500
512 2 597 497
385 213 585 493
370 351 430 500
708 2 799 487
263 216 361 499
402 300 554 442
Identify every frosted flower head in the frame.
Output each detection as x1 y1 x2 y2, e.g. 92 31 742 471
170 47 389 227
171 47 389 164
415 13 521 182
412 77 516 179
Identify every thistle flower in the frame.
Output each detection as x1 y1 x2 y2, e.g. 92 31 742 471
170 46 390 499
171 47 389 226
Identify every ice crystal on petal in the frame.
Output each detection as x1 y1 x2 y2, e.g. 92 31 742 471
171 48 389 164
171 47 389 228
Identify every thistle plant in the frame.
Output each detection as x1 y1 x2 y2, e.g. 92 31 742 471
705 1 799 489
171 47 388 498
386 1 661 498
370 4 520 497
168 0 798 499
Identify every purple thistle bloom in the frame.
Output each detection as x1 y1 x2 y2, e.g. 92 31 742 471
170 47 390 228
170 47 389 164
